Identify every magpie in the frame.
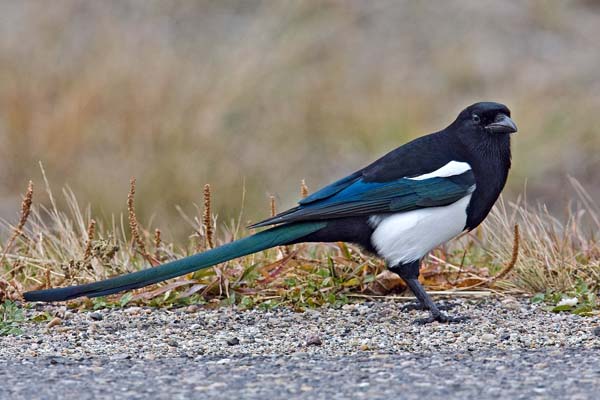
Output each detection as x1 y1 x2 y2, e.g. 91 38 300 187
24 102 517 323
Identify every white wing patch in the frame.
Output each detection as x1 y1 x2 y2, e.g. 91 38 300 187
408 161 471 181
369 194 472 265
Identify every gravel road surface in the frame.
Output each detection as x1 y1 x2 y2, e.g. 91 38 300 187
1 297 599 399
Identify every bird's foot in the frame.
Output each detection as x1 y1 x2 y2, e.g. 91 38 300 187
401 302 426 312
402 301 458 312
412 312 469 325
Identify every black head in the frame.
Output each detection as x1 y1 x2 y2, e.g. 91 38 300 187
451 102 517 138
447 102 516 230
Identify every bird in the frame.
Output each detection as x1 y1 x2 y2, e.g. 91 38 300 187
24 101 517 323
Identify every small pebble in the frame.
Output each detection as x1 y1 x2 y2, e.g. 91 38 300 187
125 307 142 315
481 334 495 343
306 336 322 346
89 312 103 321
226 337 240 346
186 305 201 313
502 300 520 310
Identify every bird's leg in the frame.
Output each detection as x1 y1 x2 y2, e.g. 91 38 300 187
390 260 467 324
398 279 459 312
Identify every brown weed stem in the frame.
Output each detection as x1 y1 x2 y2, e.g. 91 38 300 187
0 181 33 272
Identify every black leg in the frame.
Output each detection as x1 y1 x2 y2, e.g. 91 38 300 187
390 260 467 324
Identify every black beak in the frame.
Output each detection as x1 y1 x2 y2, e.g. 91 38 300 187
486 114 517 134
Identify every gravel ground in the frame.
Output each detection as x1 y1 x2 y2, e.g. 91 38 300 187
1 297 600 399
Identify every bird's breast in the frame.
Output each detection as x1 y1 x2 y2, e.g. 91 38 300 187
369 194 472 266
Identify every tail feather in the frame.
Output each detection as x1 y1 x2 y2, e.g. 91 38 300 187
23 222 326 302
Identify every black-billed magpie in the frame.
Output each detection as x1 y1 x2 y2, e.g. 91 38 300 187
25 102 517 323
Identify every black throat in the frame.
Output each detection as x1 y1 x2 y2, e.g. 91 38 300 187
460 133 512 230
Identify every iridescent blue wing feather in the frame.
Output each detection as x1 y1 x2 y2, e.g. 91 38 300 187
250 170 475 227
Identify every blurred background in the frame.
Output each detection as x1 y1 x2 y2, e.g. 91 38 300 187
0 0 598 239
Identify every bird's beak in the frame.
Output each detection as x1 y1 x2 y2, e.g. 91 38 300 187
486 113 517 134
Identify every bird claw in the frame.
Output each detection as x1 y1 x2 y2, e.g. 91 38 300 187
412 312 469 325
402 301 458 312
401 302 427 312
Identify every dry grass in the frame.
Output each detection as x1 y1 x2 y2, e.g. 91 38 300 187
483 178 600 294
301 180 310 199
202 184 214 250
0 176 597 310
0 181 33 270
82 219 96 261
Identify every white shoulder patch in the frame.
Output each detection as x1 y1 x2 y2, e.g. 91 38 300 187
407 161 471 181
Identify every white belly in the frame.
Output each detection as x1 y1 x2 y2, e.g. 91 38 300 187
369 194 472 266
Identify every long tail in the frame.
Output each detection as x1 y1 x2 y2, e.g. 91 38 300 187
24 221 326 302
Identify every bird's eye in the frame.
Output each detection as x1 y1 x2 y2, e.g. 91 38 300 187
472 114 481 123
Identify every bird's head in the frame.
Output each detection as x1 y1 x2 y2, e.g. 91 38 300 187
451 102 517 141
